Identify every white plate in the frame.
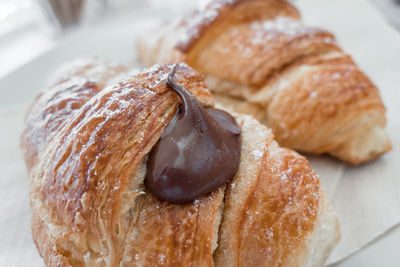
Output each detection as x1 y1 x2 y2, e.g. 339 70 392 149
0 0 400 266
0 14 145 108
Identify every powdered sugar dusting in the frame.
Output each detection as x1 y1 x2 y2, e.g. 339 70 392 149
177 0 238 51
250 149 264 160
249 17 322 45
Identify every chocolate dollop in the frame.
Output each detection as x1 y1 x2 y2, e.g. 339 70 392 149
145 65 241 204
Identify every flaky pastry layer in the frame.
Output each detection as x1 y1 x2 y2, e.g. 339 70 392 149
22 59 339 266
137 0 391 164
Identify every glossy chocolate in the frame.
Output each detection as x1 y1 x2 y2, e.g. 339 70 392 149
145 65 241 204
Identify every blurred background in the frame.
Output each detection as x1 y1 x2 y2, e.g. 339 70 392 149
0 0 399 78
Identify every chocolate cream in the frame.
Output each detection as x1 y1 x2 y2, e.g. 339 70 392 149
145 65 241 204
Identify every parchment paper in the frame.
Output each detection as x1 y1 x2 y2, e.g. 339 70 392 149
0 0 399 266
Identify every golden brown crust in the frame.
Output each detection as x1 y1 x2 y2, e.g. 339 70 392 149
121 187 225 266
214 115 321 267
187 17 339 87
21 58 127 171
266 55 386 152
23 60 217 266
137 0 301 68
176 0 301 52
23 61 338 266
137 0 391 164
212 53 391 164
235 149 319 266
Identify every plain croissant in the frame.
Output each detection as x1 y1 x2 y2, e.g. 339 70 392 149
137 0 391 165
22 59 339 266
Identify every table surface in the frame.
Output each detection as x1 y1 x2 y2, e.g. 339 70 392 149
0 1 399 266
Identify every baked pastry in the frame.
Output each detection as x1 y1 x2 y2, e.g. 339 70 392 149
137 0 391 165
22 59 339 266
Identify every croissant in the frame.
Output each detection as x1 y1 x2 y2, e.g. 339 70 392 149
137 0 391 165
22 59 339 266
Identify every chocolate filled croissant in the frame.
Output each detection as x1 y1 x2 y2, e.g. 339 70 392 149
137 0 391 165
22 59 339 266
